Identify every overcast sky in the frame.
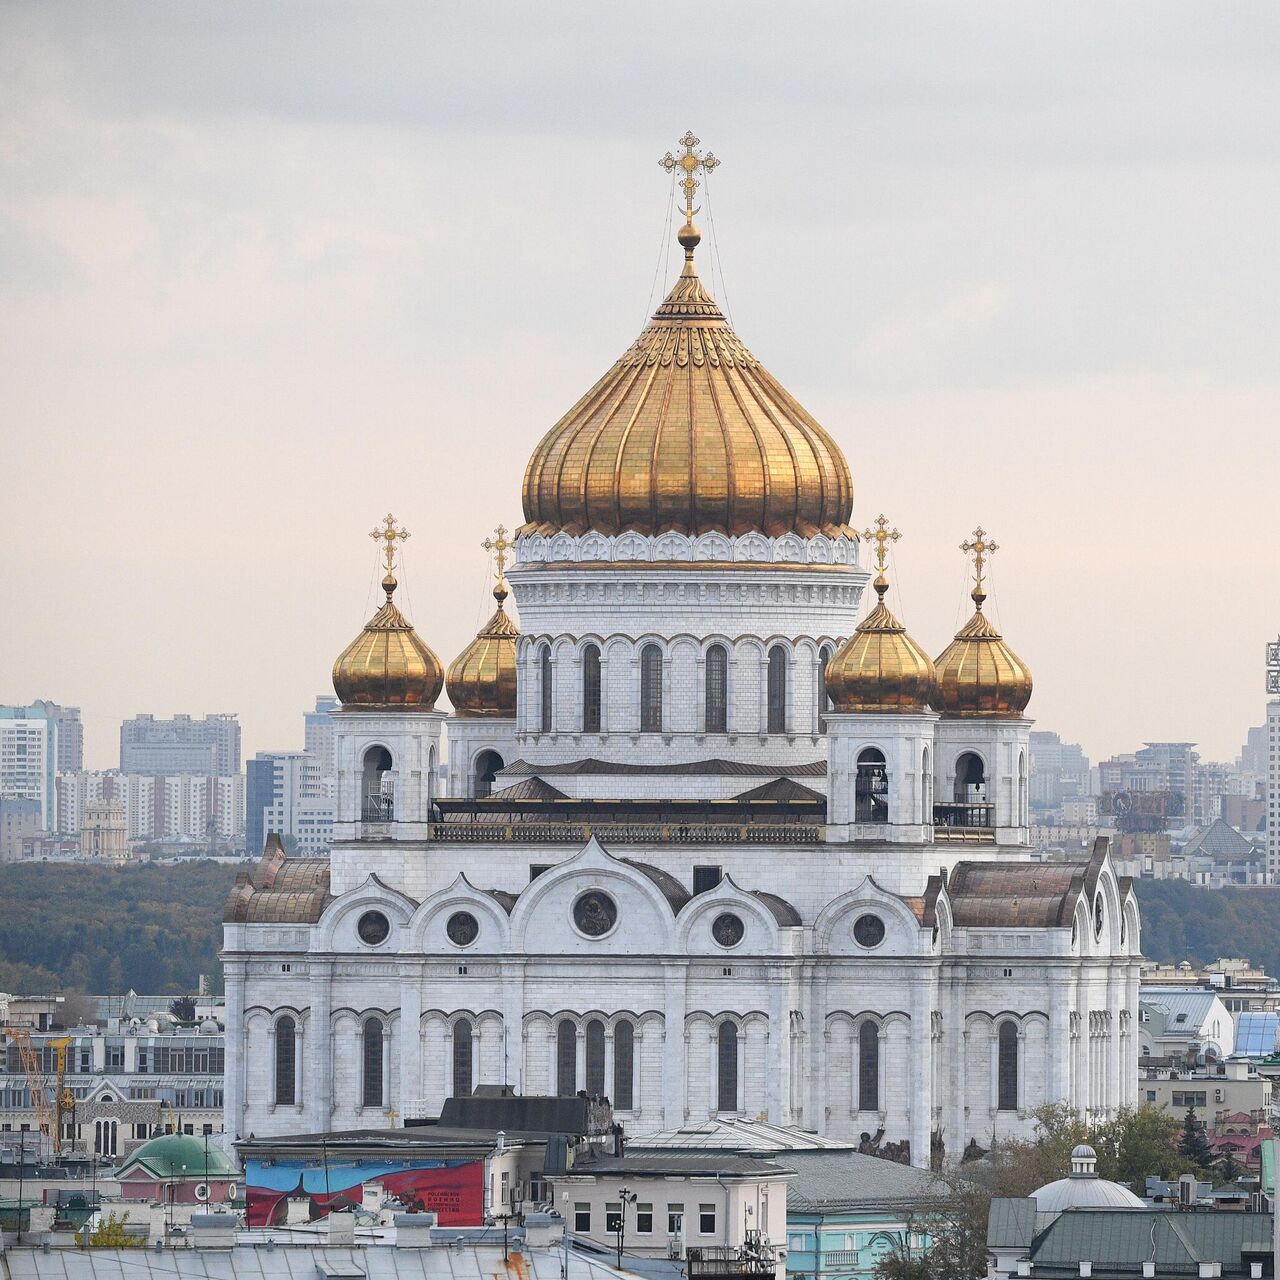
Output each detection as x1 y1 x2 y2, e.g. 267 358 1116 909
2 2 1278 769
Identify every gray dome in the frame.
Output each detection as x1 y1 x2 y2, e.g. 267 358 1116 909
1033 1144 1143 1213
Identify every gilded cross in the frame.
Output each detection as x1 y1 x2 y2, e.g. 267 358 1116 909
861 514 901 574
961 526 999 590
659 130 720 220
370 513 410 574
482 523 510 580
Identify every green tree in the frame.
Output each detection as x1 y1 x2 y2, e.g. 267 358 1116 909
1178 1107 1215 1171
1216 1150 1243 1185
76 1211 145 1248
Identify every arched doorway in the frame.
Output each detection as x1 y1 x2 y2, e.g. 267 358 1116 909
361 746 393 820
473 750 504 799
944 752 990 828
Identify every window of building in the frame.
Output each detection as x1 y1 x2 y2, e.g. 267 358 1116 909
362 1018 384 1108
107 1045 124 1070
858 1021 880 1112
613 1019 635 1111
575 1204 591 1233
818 645 833 733
530 864 551 880
585 1019 606 1096
640 644 663 732
693 865 723 895
636 1203 653 1234
452 1020 473 1098
540 647 553 733
668 1204 685 1235
606 1202 623 1233
767 646 788 733
360 745 394 822
699 1204 716 1236
556 1019 576 1096
1147 1090 1156 1102
997 1021 1018 1112
274 1016 296 1106
855 748 888 822
717 1022 738 1113
705 644 728 733
582 645 602 733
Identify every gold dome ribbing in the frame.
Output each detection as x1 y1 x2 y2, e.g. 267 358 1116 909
332 516 444 709
932 527 1033 718
447 526 520 717
520 134 852 541
826 517 936 713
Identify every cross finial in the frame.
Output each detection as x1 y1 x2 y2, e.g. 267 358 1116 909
482 523 512 606
659 131 720 257
370 513 410 576
862 514 901 575
960 526 999 606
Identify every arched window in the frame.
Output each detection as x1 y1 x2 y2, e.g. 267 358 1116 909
613 1019 635 1111
556 1019 577 1096
767 646 788 733
954 752 986 802
855 747 888 823
1019 750 1028 826
274 1016 296 1106
640 644 663 732
585 1019 606 1096
705 644 728 733
997 1021 1019 1112
582 645 602 733
717 1022 739 1113
473 750 503 799
540 647 553 733
921 747 932 825
362 1017 384 1108
361 746 393 821
452 1020 473 1098
858 1021 880 1112
818 646 833 733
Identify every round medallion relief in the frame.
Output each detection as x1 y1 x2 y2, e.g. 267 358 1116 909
357 910 391 946
712 913 745 947
573 890 618 937
446 911 479 947
852 913 886 948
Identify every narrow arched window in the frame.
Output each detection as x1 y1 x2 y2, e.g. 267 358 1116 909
585 1019 606 1096
556 1019 577 1096
818 646 833 733
640 644 663 732
998 1021 1019 1112
452 1020 473 1098
717 1022 739 1113
582 645 602 733
855 747 888 823
858 1021 880 1112
767 646 788 733
705 644 728 733
361 745 393 821
540 647 553 732
614 1020 635 1111
362 1017 384 1108
274 1016 296 1106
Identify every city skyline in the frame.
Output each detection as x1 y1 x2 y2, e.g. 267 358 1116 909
3 4 1279 768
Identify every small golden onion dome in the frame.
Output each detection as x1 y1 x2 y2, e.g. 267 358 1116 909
446 579 520 717
520 230 853 539
332 572 444 709
826 571 937 713
933 585 1033 718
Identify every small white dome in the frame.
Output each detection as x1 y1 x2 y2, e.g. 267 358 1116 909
1071 1143 1096 1160
1032 1144 1144 1214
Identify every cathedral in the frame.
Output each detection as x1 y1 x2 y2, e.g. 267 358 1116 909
222 135 1140 1169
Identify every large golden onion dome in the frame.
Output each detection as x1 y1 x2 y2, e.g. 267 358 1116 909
332 515 444 709
933 529 1033 718
826 518 936 713
520 220 853 540
446 578 519 717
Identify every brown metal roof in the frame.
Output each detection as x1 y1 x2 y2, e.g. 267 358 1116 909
946 860 1088 928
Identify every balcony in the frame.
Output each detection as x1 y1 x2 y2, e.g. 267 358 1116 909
932 802 993 841
687 1239 778 1280
427 821 824 845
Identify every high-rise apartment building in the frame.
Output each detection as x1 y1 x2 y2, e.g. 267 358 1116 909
303 695 339 795
29 700 83 771
0 704 61 829
1267 639 1279 884
119 713 241 775
56 770 245 844
1028 731 1091 809
245 751 333 858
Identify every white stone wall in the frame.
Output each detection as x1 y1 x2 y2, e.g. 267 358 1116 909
443 718 519 797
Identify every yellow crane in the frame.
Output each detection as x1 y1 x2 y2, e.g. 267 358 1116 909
1 1028 73 1153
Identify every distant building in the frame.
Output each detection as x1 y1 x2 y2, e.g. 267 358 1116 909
245 751 334 857
1028 731 1091 809
1268 696 1280 883
119 713 241 776
1139 989 1234 1062
28 699 83 771
0 797 43 862
57 770 245 845
0 703 61 829
304 695 339 795
1137 1058 1272 1128
79 797 128 861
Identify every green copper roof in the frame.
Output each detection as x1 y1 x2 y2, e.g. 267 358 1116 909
117 1133 238 1181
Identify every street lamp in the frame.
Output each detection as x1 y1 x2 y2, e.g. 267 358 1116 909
615 1187 638 1268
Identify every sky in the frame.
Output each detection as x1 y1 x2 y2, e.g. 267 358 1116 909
2 2 1278 770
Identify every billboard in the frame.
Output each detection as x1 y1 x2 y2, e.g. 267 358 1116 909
243 1155 484 1228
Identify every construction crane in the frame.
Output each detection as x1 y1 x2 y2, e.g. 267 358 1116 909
1 1029 72 1154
